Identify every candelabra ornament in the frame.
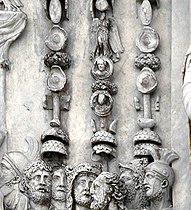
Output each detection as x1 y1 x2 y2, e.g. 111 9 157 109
134 0 162 157
41 0 71 164
89 0 123 171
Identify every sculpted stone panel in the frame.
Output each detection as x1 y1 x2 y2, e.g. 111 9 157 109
0 0 189 209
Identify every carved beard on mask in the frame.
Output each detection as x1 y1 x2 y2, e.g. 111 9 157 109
27 184 51 205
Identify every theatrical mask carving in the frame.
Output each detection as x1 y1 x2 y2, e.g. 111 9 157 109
49 166 67 210
143 148 179 210
119 159 148 210
21 159 52 210
90 172 124 210
66 163 102 210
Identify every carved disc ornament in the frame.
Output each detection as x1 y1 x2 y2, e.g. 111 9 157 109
90 90 113 116
45 25 68 51
91 56 114 80
136 26 160 53
136 67 157 94
47 65 66 92
140 0 152 26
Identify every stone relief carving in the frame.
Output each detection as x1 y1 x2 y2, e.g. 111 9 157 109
50 165 67 210
0 1 180 210
144 148 179 210
0 0 26 148
182 45 191 119
66 163 102 210
42 0 71 160
134 0 162 157
90 0 124 63
0 137 39 210
90 171 124 210
21 159 52 210
119 158 148 210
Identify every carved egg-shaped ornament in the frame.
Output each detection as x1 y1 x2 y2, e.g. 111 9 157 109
136 67 157 94
91 56 114 80
45 25 68 51
95 0 110 11
140 0 152 26
47 66 66 92
90 90 113 117
136 26 160 53
49 0 62 24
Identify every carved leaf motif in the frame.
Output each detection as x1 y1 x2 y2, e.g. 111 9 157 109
49 0 62 24
140 0 152 26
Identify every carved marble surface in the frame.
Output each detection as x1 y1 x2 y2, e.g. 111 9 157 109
0 0 190 209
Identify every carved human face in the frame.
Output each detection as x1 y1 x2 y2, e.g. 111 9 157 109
52 168 66 201
0 159 16 188
73 173 96 207
90 176 111 210
144 171 162 199
120 170 134 187
119 169 137 201
97 59 106 72
27 169 52 204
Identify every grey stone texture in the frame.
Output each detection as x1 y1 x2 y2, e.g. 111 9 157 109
0 0 190 209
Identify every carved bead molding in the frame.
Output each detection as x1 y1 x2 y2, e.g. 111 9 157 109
89 0 123 170
41 0 71 163
0 0 27 148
